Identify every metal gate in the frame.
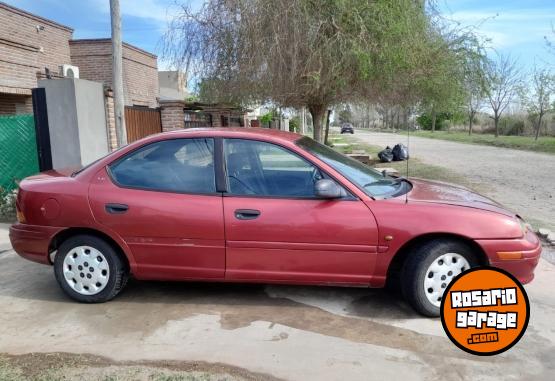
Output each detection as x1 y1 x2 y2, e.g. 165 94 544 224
124 107 162 143
0 114 39 192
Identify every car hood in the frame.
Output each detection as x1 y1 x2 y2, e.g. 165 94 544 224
407 178 515 217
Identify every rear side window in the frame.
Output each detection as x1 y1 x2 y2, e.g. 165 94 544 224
109 138 216 194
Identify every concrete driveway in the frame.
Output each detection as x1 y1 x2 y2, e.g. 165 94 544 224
0 222 554 380
351 130 555 231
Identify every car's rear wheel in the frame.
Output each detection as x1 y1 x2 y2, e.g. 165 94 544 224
401 239 479 316
54 234 128 303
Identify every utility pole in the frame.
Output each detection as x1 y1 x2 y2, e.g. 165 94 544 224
110 0 127 147
300 107 306 135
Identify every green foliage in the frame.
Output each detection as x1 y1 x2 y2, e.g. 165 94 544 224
337 106 352 124
416 112 451 131
185 94 199 102
499 115 525 136
289 116 300 132
260 111 274 124
0 188 17 222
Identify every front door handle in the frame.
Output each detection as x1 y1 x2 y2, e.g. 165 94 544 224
105 203 129 214
234 209 261 220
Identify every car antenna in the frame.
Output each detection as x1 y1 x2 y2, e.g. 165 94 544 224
405 115 410 204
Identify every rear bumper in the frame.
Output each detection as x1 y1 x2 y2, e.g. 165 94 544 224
9 223 63 265
476 230 542 284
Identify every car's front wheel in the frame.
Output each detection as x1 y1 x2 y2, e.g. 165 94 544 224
401 239 479 316
54 234 128 303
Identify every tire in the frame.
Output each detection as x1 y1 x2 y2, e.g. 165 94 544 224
54 234 129 303
401 239 479 317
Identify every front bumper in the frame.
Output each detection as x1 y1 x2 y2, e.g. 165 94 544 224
9 223 63 265
476 230 542 284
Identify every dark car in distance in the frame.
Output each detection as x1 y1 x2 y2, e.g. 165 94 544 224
340 123 354 134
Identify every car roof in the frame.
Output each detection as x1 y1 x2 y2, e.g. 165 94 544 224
158 127 303 143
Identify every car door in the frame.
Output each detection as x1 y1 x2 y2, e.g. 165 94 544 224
88 137 225 280
222 138 379 285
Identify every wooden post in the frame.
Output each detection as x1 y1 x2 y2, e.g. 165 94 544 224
110 0 127 147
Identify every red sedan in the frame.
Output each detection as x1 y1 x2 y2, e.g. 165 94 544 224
9 128 541 316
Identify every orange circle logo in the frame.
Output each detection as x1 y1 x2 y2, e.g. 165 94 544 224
440 267 529 356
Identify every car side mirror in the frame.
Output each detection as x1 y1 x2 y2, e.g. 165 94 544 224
314 179 342 199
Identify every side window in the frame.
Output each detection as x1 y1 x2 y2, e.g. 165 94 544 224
109 138 216 193
225 139 322 197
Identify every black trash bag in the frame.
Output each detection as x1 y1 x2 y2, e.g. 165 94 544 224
378 146 394 162
392 143 409 161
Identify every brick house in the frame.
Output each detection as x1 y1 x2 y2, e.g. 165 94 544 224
0 2 73 114
0 2 158 117
69 39 158 108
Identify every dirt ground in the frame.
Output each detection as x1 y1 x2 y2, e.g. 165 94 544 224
352 130 555 231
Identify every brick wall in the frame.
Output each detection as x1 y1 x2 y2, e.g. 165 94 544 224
0 93 32 115
70 39 159 108
160 100 185 131
0 3 73 95
104 89 118 151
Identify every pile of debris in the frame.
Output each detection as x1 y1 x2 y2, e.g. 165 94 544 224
538 228 555 246
378 143 409 163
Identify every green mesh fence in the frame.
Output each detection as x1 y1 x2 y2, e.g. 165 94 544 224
0 114 39 193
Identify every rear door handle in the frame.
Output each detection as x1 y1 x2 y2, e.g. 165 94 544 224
234 209 260 220
105 203 129 214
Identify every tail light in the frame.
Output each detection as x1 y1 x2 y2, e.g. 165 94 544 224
15 193 26 223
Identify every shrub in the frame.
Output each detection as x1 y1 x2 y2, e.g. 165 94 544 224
0 188 17 222
499 115 525 136
416 112 451 130
289 116 300 133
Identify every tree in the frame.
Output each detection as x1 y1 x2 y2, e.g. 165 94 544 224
163 0 473 142
462 47 487 135
337 105 352 124
416 28 480 133
484 54 522 137
521 67 555 140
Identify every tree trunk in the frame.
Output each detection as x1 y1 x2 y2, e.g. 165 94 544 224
494 113 499 137
431 109 437 132
324 109 332 145
535 114 543 141
468 110 475 135
308 104 327 142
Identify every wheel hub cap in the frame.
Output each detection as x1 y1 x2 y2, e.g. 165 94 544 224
424 253 470 308
62 246 109 295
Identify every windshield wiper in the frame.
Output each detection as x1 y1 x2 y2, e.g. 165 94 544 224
363 177 407 188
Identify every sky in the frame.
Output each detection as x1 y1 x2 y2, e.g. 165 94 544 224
4 0 554 74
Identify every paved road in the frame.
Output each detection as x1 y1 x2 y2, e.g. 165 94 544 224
1 224 554 380
352 130 555 231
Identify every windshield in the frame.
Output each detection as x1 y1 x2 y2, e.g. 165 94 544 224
296 137 410 198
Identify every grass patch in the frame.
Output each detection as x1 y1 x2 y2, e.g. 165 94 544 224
328 134 480 190
410 131 555 155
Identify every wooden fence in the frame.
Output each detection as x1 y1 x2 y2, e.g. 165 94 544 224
124 107 162 143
